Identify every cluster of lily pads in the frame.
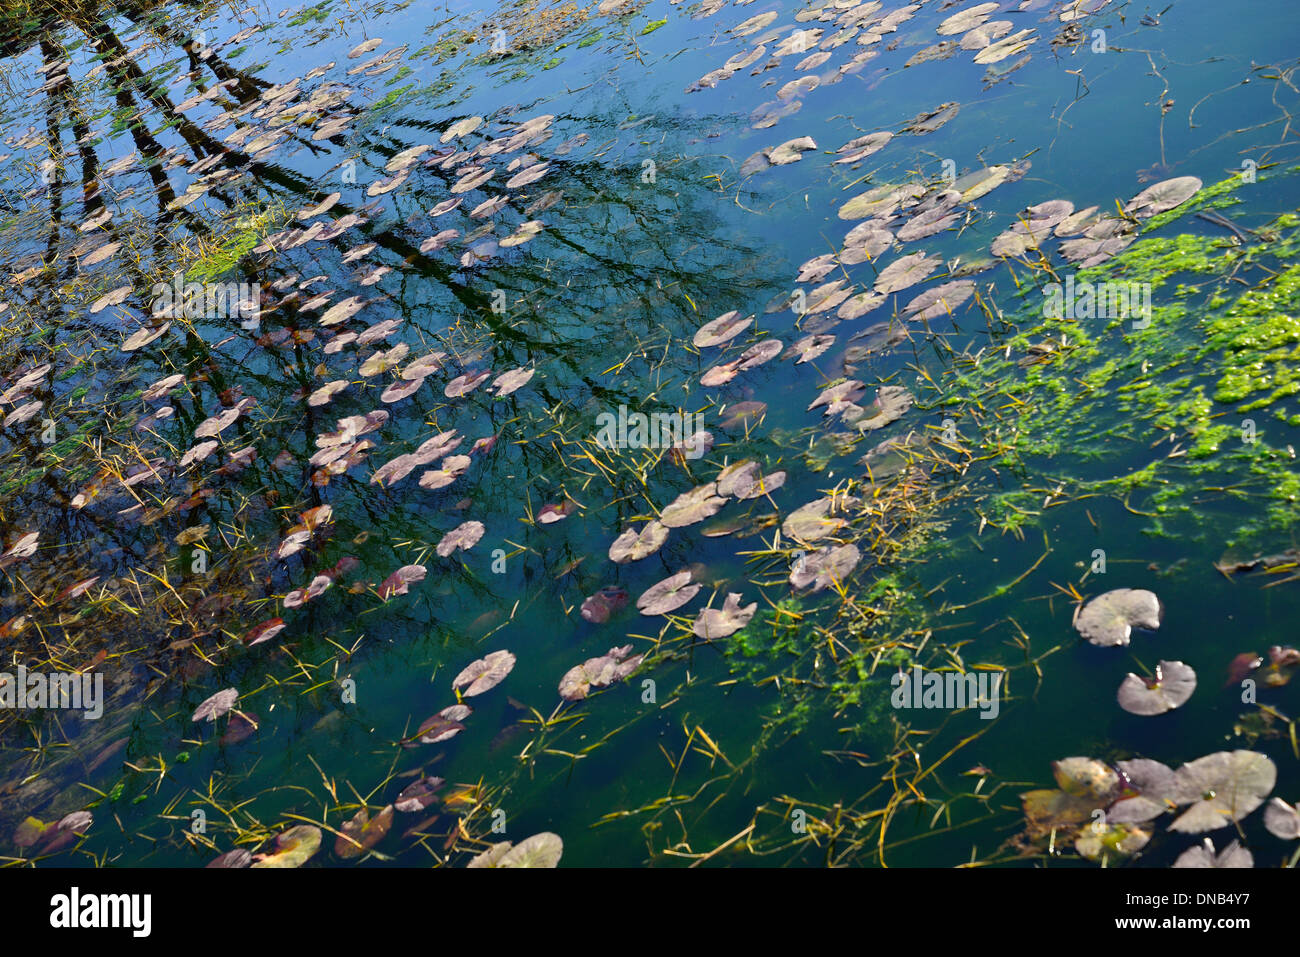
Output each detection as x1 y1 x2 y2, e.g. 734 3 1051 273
1022 750 1298 867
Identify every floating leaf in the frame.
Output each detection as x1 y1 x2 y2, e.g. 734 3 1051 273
1054 757 1121 803
418 455 471 489
1117 660 1196 715
411 713 466 745
953 165 1009 202
790 543 861 592
559 645 644 700
787 334 836 363
767 135 817 166
902 280 974 321
808 379 867 416
834 131 892 165
693 311 751 348
452 650 516 697
378 564 426 599
251 825 321 868
874 252 941 295
1263 797 1300 839
847 385 913 432
839 184 923 220
468 832 563 868
335 806 393 860
692 593 757 639
1172 838 1253 868
441 115 483 143
445 370 490 397
538 501 577 524
1168 750 1276 834
636 571 701 616
904 102 959 134
1074 823 1150 862
783 496 853 542
244 618 286 647
581 586 630 624
207 849 252 868
1124 176 1202 219
1020 788 1096 833
1074 588 1162 646
936 2 999 35
971 28 1036 64
1107 758 1177 824
437 520 485 557
395 777 445 813
492 367 534 396
348 38 383 58
191 688 238 723
659 483 727 528
897 207 960 242
609 522 669 562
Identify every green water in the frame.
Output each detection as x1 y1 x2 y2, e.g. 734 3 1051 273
0 0 1298 868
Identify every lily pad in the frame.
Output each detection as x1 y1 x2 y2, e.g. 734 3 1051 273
1073 588 1162 646
787 334 836 363
1168 750 1276 834
874 252 941 295
251 825 321 868
903 102 959 135
847 385 913 431
335 806 393 860
452 650 516 697
192 688 238 723
838 184 923 220
1054 757 1121 803
1074 822 1150 862
1124 176 1202 219
580 586 630 624
558 645 644 700
896 207 960 242
1263 797 1300 839
937 2 999 35
1107 758 1177 824
437 520 485 557
395 777 444 813
609 521 670 562
692 593 758 639
378 564 426 599
693 311 751 348
783 496 855 542
637 570 701 616
809 379 867 416
972 28 1036 64
207 849 253 868
902 280 974 321
491 367 535 396
790 543 861 591
468 832 563 868
659 483 727 528
834 131 892 164
1172 837 1253 868
767 136 818 166
1117 660 1196 715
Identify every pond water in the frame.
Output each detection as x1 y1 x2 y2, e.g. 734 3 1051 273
1 0 1298 868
